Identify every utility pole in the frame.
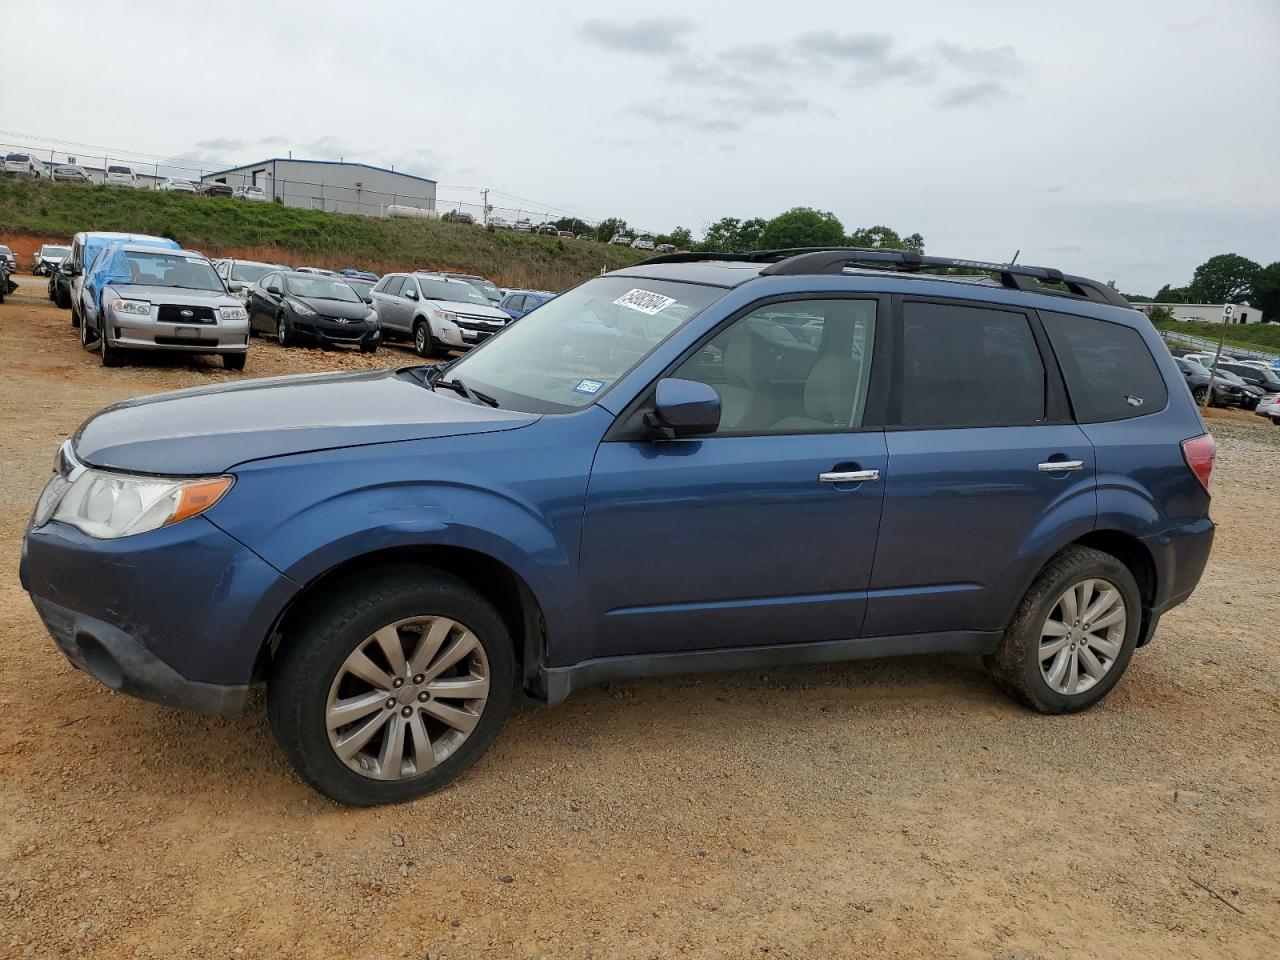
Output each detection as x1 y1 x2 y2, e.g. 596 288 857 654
481 187 489 226
1203 304 1234 409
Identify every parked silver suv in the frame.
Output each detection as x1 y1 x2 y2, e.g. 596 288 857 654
79 245 250 370
371 273 511 356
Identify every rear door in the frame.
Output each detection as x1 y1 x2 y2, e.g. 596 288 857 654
864 298 1096 638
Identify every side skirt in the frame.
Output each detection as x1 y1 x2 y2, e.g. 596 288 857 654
538 630 1001 705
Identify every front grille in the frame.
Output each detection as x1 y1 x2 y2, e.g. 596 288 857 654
455 315 505 332
157 304 216 324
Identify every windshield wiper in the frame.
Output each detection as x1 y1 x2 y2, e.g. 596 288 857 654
433 377 499 407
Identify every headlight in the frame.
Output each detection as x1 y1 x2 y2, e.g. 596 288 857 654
366 308 378 322
46 469 233 539
110 298 151 316
219 305 248 321
287 297 316 317
432 309 458 323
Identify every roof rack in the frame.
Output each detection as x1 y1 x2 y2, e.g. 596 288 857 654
637 247 1130 307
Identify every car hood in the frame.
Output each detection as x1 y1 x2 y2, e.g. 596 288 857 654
73 368 538 474
105 284 238 307
291 295 370 319
432 299 510 320
40 254 66 263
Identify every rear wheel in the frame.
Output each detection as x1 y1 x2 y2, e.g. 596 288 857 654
987 545 1140 714
267 567 515 806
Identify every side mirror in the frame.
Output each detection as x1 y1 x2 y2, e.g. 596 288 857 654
645 378 721 439
227 280 244 292
405 289 419 301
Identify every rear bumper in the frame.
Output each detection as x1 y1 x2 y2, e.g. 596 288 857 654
21 515 298 714
1139 516 1214 644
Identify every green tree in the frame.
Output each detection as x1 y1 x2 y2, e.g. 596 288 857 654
1251 261 1280 322
1187 253 1261 304
1147 305 1175 324
757 207 845 250
554 217 592 236
1155 284 1191 303
901 232 925 253
698 216 767 252
667 226 693 249
594 217 629 243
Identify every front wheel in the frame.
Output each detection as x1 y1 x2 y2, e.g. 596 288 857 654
276 314 292 346
1192 386 1208 406
360 342 378 354
413 319 437 358
267 567 515 806
222 352 246 371
99 329 124 367
986 545 1140 714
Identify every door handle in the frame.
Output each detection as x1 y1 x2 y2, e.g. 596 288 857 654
1038 459 1084 473
819 469 880 484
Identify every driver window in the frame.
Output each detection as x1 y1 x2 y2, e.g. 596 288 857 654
264 274 281 294
670 299 877 434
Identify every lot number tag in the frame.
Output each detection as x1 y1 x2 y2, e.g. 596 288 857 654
614 288 676 315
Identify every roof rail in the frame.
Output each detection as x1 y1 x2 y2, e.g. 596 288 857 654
638 247 1130 307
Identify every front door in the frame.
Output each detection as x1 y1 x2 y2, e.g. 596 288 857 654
580 297 888 659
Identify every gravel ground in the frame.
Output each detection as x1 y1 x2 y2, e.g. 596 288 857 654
1 280 1278 960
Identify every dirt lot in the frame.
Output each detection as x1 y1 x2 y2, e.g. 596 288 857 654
1 277 1278 960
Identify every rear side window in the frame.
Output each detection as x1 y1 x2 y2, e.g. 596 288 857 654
1040 312 1168 422
895 302 1045 428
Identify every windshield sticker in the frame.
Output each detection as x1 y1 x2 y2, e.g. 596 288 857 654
572 379 605 395
613 288 677 316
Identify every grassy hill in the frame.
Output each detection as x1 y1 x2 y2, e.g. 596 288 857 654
0 178 647 290
1152 317 1280 355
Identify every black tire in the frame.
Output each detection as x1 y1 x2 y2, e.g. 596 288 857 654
413 319 437 358
70 301 80 327
1191 386 1208 405
79 313 96 349
276 314 292 346
267 566 515 806
56 284 70 309
986 545 1140 714
360 342 378 354
222 352 247 371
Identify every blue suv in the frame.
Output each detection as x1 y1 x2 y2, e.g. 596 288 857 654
21 248 1216 805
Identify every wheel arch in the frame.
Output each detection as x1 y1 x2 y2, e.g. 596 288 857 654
1071 529 1158 644
258 545 549 696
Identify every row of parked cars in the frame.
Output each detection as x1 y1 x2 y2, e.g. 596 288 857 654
1168 347 1280 424
28 230 557 370
3 152 267 199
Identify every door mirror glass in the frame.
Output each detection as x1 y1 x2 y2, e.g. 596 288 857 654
405 287 419 301
646 378 721 438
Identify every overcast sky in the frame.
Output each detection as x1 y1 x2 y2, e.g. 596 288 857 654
6 0 1278 294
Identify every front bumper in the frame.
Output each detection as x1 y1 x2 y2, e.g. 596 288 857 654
291 314 380 347
105 308 250 353
437 317 505 349
21 514 298 715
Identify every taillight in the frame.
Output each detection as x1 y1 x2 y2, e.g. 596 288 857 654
1181 433 1215 492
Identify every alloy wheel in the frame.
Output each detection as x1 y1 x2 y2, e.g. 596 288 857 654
415 324 427 354
325 616 490 781
1038 578 1126 696
277 316 287 345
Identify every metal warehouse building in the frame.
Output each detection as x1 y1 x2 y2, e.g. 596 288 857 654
200 159 436 218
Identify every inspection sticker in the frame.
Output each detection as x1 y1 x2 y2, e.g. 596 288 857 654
573 379 605 395
613 288 677 316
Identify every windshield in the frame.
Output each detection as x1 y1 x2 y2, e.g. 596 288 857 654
122 252 222 290
230 262 273 283
418 278 490 306
462 278 501 301
346 279 375 301
285 275 362 302
443 276 723 413
41 246 70 258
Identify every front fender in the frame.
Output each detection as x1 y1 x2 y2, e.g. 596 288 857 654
206 414 612 659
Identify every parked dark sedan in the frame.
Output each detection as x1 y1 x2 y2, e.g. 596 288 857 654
1174 358 1244 407
49 260 74 308
245 271 380 352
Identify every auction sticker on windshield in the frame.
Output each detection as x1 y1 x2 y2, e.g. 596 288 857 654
613 288 677 316
572 379 604 395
